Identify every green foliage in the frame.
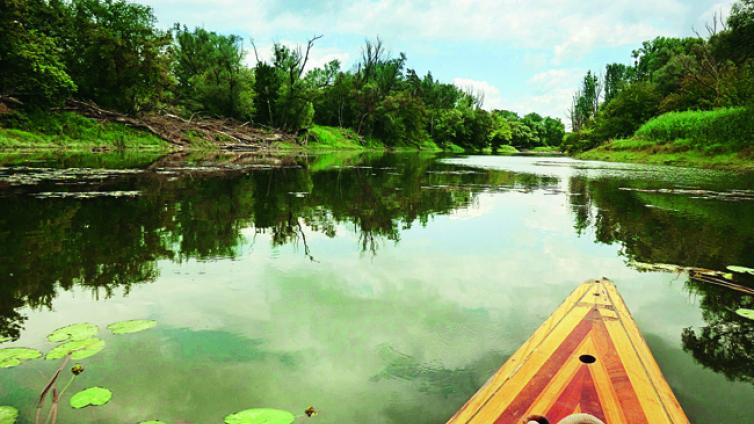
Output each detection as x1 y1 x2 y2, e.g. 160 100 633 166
0 347 42 368
224 408 295 424
173 26 254 120
589 82 662 144
736 308 754 320
0 111 168 150
48 323 99 342
0 406 18 424
0 0 76 106
728 265 754 275
2 1 559 151
634 108 754 151
69 387 112 409
59 0 172 113
107 319 156 335
568 1 754 159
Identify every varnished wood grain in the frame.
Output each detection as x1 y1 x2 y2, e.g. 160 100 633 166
447 279 689 424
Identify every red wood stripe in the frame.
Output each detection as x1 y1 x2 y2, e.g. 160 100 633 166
493 308 599 423
544 366 607 422
591 317 649 423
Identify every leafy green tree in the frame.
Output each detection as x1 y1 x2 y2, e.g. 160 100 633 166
0 0 76 106
542 117 566 146
604 63 634 104
592 81 661 140
62 0 173 113
570 71 602 131
172 26 254 120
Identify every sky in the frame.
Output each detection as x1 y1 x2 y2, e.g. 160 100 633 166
142 0 736 122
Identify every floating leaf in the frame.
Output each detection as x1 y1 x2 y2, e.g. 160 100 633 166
0 337 11 344
736 308 754 321
107 320 156 335
0 406 18 424
46 338 105 360
69 387 112 409
0 347 42 368
47 323 99 343
727 265 754 276
224 408 295 424
723 273 734 280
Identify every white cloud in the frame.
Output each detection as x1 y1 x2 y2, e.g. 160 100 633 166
452 78 504 110
144 0 700 62
505 68 584 124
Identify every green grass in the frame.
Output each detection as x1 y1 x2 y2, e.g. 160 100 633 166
634 107 754 152
578 145 754 171
0 111 170 151
294 125 467 153
577 107 754 171
300 125 382 150
529 146 561 153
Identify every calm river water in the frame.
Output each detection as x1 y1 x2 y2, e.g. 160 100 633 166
0 152 753 423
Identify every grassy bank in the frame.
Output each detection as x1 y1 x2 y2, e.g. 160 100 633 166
0 111 171 151
0 111 518 155
282 124 470 153
577 108 754 171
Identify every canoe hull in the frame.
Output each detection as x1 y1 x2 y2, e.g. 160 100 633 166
447 279 689 424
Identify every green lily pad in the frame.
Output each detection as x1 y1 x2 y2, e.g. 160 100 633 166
48 323 99 343
727 265 754 275
0 347 42 368
46 338 105 360
107 320 156 335
0 406 18 424
735 308 754 321
224 408 295 424
69 387 112 409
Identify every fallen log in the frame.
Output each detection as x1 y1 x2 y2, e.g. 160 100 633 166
60 99 298 149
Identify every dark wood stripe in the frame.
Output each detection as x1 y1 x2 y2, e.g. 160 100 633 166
494 308 599 423
544 366 607 422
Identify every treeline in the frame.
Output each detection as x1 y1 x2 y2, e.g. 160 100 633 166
564 0 754 152
0 0 564 150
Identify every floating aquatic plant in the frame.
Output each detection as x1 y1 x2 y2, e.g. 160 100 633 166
107 319 156 335
0 336 11 344
224 408 295 424
0 406 18 424
69 387 112 409
735 308 754 321
46 338 105 360
727 265 754 276
0 347 42 368
47 323 99 343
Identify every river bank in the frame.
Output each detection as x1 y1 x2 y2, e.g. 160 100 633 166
577 146 754 172
573 108 754 172
0 108 519 155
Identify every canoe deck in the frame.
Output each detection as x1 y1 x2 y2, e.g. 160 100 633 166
448 279 689 424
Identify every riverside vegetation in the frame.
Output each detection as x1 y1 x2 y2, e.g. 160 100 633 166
563 0 754 170
0 0 564 153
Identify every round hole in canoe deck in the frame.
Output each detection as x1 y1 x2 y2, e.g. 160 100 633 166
525 415 550 424
579 354 596 364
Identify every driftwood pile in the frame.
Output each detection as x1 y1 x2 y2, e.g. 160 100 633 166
62 99 298 149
